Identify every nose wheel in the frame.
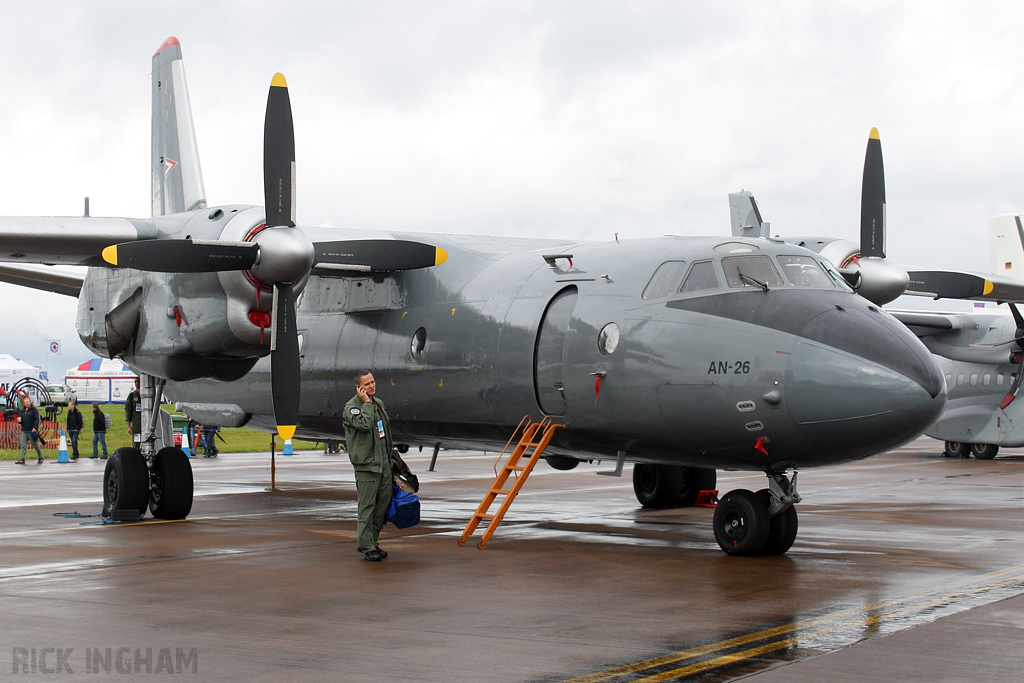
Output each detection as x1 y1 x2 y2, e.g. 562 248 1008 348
713 471 800 556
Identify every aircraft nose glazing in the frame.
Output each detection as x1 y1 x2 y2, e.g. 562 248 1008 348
787 311 947 458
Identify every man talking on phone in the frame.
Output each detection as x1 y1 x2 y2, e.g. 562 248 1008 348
342 370 393 562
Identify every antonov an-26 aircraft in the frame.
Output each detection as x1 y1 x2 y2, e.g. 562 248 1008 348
0 38 947 556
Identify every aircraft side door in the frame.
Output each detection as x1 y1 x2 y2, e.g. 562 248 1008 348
534 286 578 416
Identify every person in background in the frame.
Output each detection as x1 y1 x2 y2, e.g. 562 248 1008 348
16 395 44 465
91 403 108 459
202 425 220 457
125 378 142 445
66 399 84 460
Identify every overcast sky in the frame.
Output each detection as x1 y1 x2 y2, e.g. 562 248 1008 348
1 1 1022 377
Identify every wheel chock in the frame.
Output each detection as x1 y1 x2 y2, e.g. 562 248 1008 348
108 509 144 522
694 490 719 507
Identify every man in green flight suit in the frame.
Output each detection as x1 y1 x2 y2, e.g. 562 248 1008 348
343 370 393 562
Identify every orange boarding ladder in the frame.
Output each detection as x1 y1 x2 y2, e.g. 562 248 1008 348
458 416 566 549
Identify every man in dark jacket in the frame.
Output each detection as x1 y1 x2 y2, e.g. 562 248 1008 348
125 379 142 445
16 395 44 465
66 399 84 460
342 370 393 562
91 403 108 459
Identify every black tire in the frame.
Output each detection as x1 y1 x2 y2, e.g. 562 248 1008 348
755 489 799 556
713 489 770 556
101 447 149 519
545 455 580 471
679 467 717 507
944 441 966 458
149 447 194 520
633 463 684 507
971 443 999 460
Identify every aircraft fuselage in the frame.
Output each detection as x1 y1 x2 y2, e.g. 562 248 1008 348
76 207 946 473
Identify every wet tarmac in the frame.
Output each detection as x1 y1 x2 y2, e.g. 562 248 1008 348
1 437 1022 682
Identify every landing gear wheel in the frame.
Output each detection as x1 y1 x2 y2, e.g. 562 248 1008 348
149 447 194 520
944 441 966 458
633 464 684 507
101 447 149 519
679 467 716 507
713 489 770 556
755 489 799 556
970 443 999 460
545 455 580 471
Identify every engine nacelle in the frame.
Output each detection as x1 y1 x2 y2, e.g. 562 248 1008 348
76 205 312 382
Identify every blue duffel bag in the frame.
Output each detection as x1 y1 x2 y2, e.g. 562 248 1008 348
387 485 420 528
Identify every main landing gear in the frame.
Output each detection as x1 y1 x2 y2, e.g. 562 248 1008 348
713 471 800 556
632 464 717 508
943 441 1000 460
100 374 193 521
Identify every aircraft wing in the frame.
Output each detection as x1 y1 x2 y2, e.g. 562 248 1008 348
0 264 83 297
905 269 1024 304
0 216 156 266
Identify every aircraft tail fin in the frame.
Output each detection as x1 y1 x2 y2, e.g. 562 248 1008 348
989 214 1024 280
151 37 207 217
728 190 770 238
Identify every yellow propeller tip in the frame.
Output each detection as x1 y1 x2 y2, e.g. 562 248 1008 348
869 127 880 140
271 73 287 88
101 245 118 266
983 280 994 296
435 247 449 266
277 425 296 440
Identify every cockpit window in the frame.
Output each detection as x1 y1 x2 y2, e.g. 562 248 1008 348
820 259 854 291
777 255 834 288
642 261 687 299
722 256 783 289
679 260 720 293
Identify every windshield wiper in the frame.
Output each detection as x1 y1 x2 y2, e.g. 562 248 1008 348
739 272 769 292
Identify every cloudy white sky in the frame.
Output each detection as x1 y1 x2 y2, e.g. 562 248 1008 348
1 1 1022 377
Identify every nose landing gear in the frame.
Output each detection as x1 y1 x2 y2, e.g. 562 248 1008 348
713 470 800 556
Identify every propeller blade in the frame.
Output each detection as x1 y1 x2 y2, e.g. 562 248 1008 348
270 282 300 440
264 73 296 228
313 239 448 272
860 127 886 258
905 270 1024 303
101 239 258 272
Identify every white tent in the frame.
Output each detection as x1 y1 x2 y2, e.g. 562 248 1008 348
65 358 138 404
0 354 41 394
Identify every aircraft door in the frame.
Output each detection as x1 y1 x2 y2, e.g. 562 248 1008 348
534 286 578 416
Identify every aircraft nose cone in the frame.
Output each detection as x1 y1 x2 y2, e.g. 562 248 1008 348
787 306 947 458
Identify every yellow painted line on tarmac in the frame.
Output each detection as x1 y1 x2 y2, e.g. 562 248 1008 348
561 563 1024 683
632 638 797 683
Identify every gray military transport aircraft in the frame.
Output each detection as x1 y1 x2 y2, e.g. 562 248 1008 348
0 38 947 556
